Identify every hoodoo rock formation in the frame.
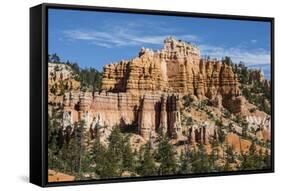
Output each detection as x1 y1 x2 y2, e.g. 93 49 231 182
102 37 241 97
59 37 252 141
62 91 182 140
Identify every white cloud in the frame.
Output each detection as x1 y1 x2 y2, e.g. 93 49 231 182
62 24 270 67
199 44 270 66
63 25 199 48
251 39 257 43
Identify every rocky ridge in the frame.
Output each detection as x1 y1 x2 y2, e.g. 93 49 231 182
49 37 271 145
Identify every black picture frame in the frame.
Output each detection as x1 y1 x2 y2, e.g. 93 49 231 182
30 3 275 187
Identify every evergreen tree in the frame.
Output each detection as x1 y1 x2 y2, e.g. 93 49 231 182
104 127 124 177
47 108 63 169
178 150 191 174
50 53 61 63
225 144 235 163
190 143 211 173
54 120 91 178
189 148 198 173
138 143 157 176
60 136 80 174
239 142 259 170
223 160 231 171
92 128 138 178
75 120 90 176
255 149 265 169
241 121 249 139
156 136 177 175
95 149 117 179
121 135 135 172
91 133 106 174
223 56 232 66
263 148 271 169
47 114 60 169
48 54 51 62
223 143 235 171
92 137 117 179
210 139 220 172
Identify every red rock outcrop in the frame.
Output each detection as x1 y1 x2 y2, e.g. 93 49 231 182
56 37 246 141
101 37 200 94
62 91 182 140
101 37 241 110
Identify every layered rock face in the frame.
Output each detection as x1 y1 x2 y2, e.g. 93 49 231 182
102 37 242 110
62 91 182 140
60 37 245 141
137 94 181 139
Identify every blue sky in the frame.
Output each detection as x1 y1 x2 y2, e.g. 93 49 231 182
48 8 271 79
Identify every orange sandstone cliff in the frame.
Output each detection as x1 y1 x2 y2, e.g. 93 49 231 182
50 37 270 143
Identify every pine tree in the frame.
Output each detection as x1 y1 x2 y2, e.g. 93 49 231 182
91 133 106 173
225 144 235 163
47 112 67 171
122 135 135 173
138 143 157 176
51 53 60 63
74 120 91 177
223 143 235 171
189 148 198 173
91 135 117 179
210 139 220 172
55 120 91 178
99 127 124 178
48 54 51 62
96 150 119 179
223 56 233 65
60 137 80 174
178 150 191 174
191 143 211 173
263 148 271 169
47 114 60 169
223 160 231 171
92 128 139 178
255 149 265 169
108 127 123 161
239 142 258 170
156 136 177 175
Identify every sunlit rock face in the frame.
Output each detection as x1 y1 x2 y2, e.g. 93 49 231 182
101 37 242 111
57 37 250 141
